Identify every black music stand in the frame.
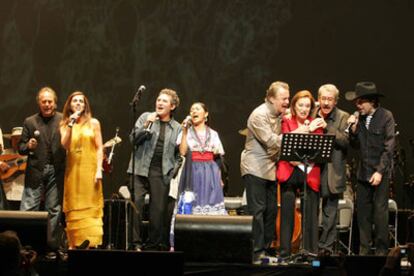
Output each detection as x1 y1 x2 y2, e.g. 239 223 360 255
280 132 335 264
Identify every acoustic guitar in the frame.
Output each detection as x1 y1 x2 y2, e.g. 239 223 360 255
0 153 27 180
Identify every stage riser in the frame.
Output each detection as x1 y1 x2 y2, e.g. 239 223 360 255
68 249 183 275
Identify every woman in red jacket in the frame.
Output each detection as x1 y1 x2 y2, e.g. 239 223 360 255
277 90 326 259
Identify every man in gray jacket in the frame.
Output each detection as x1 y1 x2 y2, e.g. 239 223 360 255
128 88 182 251
316 84 350 254
241 81 290 262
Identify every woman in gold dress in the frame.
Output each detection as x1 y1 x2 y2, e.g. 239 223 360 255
60 91 104 249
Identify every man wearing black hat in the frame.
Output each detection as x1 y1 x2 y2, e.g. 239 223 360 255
347 81 395 256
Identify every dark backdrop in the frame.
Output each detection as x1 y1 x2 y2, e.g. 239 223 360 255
1 0 413 207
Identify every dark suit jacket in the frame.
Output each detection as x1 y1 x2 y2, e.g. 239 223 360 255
350 106 395 182
318 107 350 196
18 112 66 186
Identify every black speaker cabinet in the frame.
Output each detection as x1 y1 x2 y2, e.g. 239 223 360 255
0 210 49 253
174 214 253 263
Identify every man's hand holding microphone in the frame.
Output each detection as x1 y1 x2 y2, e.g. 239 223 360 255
345 111 359 134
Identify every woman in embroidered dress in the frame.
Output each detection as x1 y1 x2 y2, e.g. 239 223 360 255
276 90 326 258
177 102 227 215
60 91 104 249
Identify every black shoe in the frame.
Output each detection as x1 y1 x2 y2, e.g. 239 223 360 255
76 240 90 249
265 247 278 257
142 243 159 251
129 244 142 251
58 250 68 261
158 244 169 251
45 251 57 260
252 251 265 265
318 248 332 256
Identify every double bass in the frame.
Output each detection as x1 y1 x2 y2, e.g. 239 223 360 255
273 183 302 253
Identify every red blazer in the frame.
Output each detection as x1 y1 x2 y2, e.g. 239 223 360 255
276 116 323 192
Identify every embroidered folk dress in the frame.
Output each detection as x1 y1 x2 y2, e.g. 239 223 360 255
177 126 227 215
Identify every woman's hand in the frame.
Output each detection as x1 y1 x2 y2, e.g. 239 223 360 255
68 110 82 127
95 169 103 183
309 118 326 132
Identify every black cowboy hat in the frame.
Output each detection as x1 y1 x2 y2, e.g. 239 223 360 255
345 81 384 101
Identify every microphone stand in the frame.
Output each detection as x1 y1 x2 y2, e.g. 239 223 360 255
291 150 320 263
105 127 119 250
129 88 143 250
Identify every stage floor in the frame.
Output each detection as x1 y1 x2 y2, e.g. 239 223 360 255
31 249 387 276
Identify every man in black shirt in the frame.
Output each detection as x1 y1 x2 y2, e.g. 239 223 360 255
18 87 66 258
128 89 182 251
347 82 395 256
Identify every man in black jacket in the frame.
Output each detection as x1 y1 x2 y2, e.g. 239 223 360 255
347 81 395 256
18 87 66 258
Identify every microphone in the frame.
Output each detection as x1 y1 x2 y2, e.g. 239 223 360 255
29 130 40 155
68 117 76 128
345 111 359 133
34 130 40 138
130 85 146 106
145 115 158 132
68 110 81 128
183 115 192 128
138 85 146 93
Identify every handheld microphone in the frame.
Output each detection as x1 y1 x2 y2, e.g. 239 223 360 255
68 109 82 128
68 117 76 128
29 130 40 155
183 115 192 128
145 114 158 132
345 111 359 133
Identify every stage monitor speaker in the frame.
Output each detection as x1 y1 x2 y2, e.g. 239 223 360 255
174 214 253 263
0 210 49 253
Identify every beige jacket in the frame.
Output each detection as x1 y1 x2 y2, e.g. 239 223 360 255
240 101 282 181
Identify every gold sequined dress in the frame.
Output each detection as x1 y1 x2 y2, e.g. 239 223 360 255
63 122 103 248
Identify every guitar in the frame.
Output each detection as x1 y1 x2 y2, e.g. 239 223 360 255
0 154 27 180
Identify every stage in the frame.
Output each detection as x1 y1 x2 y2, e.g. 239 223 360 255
33 249 387 276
